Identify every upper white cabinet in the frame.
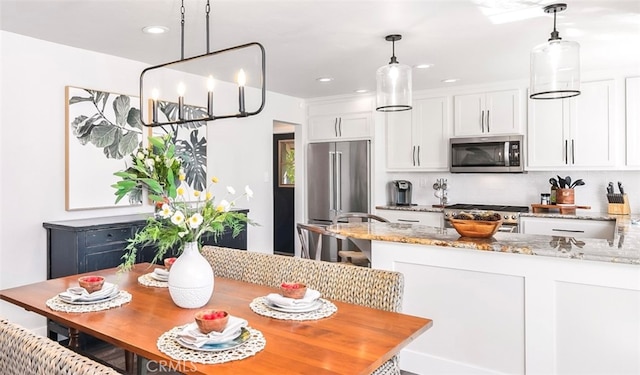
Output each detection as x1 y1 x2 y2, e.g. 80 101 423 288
626 76 640 167
307 97 373 141
527 80 615 169
386 96 450 171
453 89 521 136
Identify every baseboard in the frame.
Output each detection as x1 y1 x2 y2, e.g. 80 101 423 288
399 348 509 375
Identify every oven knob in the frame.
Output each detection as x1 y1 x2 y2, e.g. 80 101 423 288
511 215 517 220
503 215 509 220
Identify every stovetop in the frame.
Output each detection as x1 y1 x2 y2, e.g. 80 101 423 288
444 204 529 213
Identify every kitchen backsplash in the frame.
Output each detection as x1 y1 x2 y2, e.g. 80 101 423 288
383 170 640 214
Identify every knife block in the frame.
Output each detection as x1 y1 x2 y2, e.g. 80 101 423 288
608 194 630 215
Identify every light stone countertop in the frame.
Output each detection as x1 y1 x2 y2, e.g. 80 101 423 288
376 205 444 213
326 215 640 265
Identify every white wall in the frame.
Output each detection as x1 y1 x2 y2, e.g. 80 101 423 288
0 31 303 328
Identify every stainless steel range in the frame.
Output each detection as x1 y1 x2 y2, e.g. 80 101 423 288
443 203 530 232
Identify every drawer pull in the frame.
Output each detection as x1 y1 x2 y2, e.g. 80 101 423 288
397 219 420 223
551 229 585 233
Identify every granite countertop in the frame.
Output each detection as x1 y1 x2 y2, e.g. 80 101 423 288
326 215 640 265
376 205 444 213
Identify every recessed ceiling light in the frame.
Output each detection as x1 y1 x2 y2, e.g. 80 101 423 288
442 78 459 83
142 26 169 34
354 89 368 93
316 77 334 83
414 64 433 69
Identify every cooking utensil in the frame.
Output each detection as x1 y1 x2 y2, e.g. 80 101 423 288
607 182 614 194
570 179 584 188
549 178 558 187
557 175 566 188
564 176 572 189
618 181 625 195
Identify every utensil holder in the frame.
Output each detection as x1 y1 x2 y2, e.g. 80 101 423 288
556 188 575 205
608 194 630 215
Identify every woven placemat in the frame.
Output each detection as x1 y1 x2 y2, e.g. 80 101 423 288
45 291 132 313
157 325 266 364
249 297 337 321
138 273 168 288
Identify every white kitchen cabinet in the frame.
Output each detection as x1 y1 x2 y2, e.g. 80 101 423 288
376 209 443 227
308 112 371 141
527 80 615 169
307 97 373 141
386 96 449 171
626 76 640 167
519 216 616 240
453 89 521 136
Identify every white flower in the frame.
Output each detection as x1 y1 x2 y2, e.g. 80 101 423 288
137 152 144 160
171 210 185 225
188 213 203 229
159 203 172 218
145 158 154 170
227 186 236 195
245 185 253 200
217 199 231 212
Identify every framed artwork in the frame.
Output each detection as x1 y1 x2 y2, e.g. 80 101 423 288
149 100 208 198
278 139 295 187
65 86 143 210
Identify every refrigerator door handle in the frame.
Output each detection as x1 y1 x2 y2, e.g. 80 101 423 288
329 151 335 213
336 151 342 212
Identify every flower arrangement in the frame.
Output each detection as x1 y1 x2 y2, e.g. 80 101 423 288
112 134 252 271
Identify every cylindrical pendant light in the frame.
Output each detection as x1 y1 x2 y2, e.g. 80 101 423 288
530 3 580 100
376 34 412 111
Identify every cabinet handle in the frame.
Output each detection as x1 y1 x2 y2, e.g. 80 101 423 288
571 139 575 164
552 229 585 233
398 219 420 223
334 118 338 137
487 110 490 133
412 146 416 166
339 117 342 137
417 145 421 166
481 110 485 133
565 139 568 164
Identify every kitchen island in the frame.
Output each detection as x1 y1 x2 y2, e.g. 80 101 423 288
326 218 640 375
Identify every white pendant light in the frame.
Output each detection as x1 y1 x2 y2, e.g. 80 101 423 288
530 3 580 100
376 34 412 112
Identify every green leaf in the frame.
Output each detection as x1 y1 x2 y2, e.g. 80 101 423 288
90 124 118 148
114 171 137 178
119 131 140 156
148 136 165 150
148 194 165 203
127 108 142 130
141 178 162 193
68 96 93 104
113 95 131 126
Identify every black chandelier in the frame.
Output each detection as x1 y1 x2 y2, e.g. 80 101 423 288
139 0 266 127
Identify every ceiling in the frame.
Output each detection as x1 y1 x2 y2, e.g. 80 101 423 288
1 0 639 99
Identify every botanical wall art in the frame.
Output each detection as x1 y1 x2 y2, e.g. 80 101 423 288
65 86 143 210
278 139 295 187
149 100 209 199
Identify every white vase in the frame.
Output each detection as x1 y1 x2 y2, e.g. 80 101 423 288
168 241 214 308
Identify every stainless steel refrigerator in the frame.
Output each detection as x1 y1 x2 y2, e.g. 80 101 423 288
307 140 370 261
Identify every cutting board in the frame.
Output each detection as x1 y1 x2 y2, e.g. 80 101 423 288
531 204 591 214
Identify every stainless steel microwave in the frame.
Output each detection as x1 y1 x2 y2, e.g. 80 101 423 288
450 135 524 173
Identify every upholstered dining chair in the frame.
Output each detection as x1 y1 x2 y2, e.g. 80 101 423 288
332 212 390 266
201 245 405 375
0 318 120 375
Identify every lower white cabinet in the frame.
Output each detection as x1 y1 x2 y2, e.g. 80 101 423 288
519 216 616 240
376 209 443 227
372 241 640 375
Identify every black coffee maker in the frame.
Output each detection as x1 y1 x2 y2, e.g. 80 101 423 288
390 180 413 206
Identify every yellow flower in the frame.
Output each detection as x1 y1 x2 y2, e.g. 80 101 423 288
216 205 224 212
194 191 201 197
179 174 186 181
206 191 212 200
177 187 185 196
211 176 219 183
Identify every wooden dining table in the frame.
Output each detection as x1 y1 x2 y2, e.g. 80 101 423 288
0 263 432 375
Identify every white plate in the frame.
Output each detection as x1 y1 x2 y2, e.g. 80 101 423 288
174 327 250 352
148 272 168 282
266 299 323 313
60 290 121 305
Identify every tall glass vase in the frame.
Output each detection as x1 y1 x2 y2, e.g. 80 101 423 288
168 241 214 308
